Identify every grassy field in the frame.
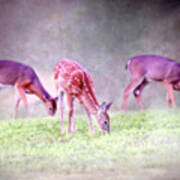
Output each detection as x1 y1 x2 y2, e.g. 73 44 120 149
0 110 180 180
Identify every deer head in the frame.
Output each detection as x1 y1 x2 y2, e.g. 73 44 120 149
96 102 112 133
45 97 58 116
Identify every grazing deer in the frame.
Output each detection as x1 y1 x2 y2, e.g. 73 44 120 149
0 60 57 119
122 55 180 110
54 59 112 135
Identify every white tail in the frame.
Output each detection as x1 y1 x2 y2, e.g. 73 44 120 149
0 60 57 119
54 59 112 135
122 55 180 110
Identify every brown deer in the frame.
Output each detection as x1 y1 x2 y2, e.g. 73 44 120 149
122 55 180 110
0 60 57 119
54 59 112 135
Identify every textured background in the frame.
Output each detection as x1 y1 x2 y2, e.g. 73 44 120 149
0 0 180 118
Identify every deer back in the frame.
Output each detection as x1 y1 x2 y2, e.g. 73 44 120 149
127 55 180 82
54 60 94 95
0 60 33 85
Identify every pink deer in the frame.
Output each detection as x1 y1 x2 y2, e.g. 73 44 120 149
0 60 57 119
54 59 112 135
122 55 180 110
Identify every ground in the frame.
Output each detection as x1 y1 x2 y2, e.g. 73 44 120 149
0 109 180 180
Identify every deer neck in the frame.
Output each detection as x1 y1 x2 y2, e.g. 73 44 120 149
40 88 51 103
32 79 51 103
80 90 99 115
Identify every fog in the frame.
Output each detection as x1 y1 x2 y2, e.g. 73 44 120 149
0 0 180 118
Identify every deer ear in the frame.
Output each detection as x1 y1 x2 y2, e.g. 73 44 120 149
100 101 106 111
105 102 112 111
98 102 106 114
54 96 58 102
100 101 112 111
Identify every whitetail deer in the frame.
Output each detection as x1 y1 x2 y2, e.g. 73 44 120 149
54 59 112 135
0 60 57 119
122 55 180 110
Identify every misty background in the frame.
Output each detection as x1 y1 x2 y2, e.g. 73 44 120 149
0 0 180 119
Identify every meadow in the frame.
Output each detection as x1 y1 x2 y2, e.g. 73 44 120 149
0 0 180 179
0 109 180 180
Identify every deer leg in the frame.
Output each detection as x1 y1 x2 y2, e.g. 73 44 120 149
15 85 29 118
84 107 94 134
166 94 171 108
133 79 148 110
67 94 74 135
121 78 144 111
71 97 76 132
14 95 21 120
163 82 176 108
59 91 65 135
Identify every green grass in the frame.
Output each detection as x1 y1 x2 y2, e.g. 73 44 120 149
0 109 180 179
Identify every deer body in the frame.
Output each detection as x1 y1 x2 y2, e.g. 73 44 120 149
0 60 57 119
122 55 180 110
54 59 112 134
